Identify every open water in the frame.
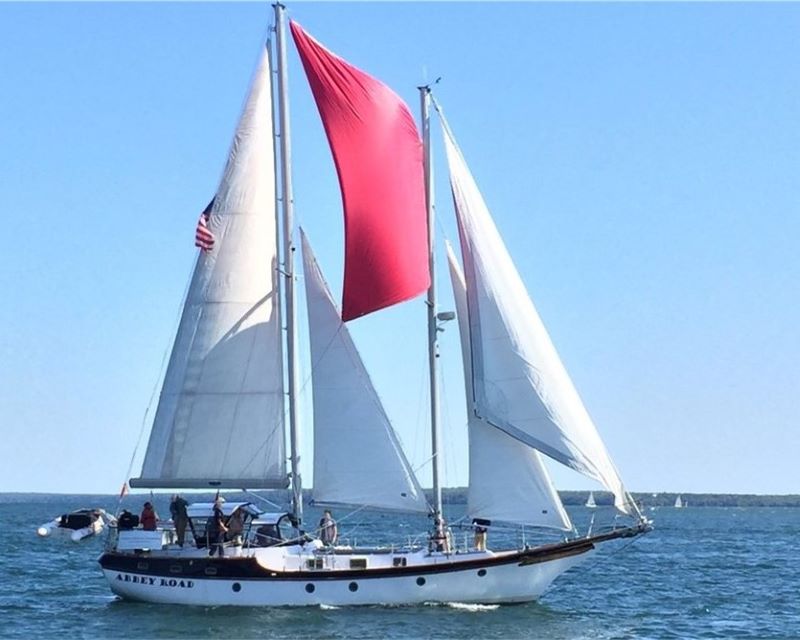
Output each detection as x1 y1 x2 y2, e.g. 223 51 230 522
1 494 798 639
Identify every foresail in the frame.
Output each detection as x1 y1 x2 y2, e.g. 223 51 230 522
447 243 572 530
301 230 429 513
440 116 633 515
132 48 286 490
290 21 429 321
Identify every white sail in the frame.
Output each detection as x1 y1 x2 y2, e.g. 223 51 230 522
300 230 429 513
586 492 596 508
447 243 572 530
674 495 683 508
440 116 633 515
133 49 287 489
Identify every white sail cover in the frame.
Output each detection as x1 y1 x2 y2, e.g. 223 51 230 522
133 49 287 489
301 230 429 513
447 243 572 530
441 118 633 515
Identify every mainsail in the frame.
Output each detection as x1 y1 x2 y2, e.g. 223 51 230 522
132 49 286 489
440 114 633 515
301 231 429 513
290 21 429 321
447 243 572 530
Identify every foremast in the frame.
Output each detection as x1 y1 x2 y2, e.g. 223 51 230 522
419 85 445 545
274 2 303 528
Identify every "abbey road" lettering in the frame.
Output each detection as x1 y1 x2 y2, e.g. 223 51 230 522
116 573 194 588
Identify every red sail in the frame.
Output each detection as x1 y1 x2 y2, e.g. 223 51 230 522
290 21 429 321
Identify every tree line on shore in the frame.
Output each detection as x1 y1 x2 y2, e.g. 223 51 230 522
7 490 800 508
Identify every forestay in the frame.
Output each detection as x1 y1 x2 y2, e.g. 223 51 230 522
447 244 572 530
132 49 287 489
440 116 632 514
300 231 429 513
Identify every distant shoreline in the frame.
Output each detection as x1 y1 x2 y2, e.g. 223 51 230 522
3 489 800 508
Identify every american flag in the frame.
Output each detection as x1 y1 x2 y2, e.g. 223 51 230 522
195 198 216 251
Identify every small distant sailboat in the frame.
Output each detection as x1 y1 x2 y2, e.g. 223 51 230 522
585 492 597 509
674 495 684 508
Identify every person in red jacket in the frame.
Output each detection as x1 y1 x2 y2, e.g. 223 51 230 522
140 502 158 531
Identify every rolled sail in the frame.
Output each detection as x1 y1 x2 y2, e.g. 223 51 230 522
290 21 429 321
132 48 287 489
440 116 633 515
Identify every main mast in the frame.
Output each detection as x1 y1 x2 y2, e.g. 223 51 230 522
274 3 303 527
419 85 444 542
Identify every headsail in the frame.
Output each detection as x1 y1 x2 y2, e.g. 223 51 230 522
447 243 572 530
440 113 633 515
132 48 286 489
301 230 429 513
290 21 429 321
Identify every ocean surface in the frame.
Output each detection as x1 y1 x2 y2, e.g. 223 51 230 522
2 494 798 639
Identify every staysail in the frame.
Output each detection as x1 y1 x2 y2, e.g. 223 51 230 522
447 243 572 530
301 230 429 513
132 48 287 489
440 113 633 514
290 21 429 321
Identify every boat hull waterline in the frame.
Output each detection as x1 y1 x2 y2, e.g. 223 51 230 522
98 525 647 607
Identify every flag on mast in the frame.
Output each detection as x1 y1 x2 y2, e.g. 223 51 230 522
195 198 216 252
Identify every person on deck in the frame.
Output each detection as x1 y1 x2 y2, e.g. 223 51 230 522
226 508 245 545
473 519 489 552
429 516 451 553
170 494 191 547
140 502 158 531
208 498 228 557
318 510 338 546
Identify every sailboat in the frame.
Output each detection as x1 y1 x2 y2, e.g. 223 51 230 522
99 5 650 607
585 492 597 509
674 495 684 508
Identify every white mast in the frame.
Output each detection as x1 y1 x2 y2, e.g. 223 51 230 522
419 85 444 540
274 3 302 526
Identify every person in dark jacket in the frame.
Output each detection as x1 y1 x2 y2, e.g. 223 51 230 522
170 494 191 546
207 498 228 557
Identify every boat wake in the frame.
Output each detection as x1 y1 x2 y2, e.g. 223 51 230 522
436 602 501 612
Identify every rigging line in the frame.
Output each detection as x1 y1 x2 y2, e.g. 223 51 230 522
411 347 429 476
243 489 284 511
117 251 198 514
576 533 647 575
438 355 462 491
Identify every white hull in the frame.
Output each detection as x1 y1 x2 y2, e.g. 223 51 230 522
100 545 592 607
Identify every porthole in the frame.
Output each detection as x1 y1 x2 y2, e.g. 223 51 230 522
305 583 315 593
169 564 183 574
416 577 426 586
349 582 358 592
232 582 241 593
478 569 487 577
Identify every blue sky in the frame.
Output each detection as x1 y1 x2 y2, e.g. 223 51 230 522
1 2 798 495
